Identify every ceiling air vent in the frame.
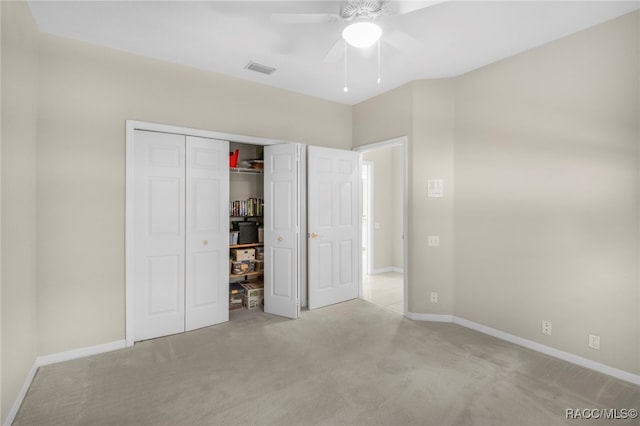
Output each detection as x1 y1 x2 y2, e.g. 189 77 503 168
245 61 277 76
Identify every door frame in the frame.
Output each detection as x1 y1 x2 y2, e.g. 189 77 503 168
353 136 409 317
125 120 295 347
361 161 374 276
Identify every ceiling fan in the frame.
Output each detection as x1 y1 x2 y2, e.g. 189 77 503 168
271 1 445 61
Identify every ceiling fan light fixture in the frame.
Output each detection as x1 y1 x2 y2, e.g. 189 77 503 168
342 21 382 48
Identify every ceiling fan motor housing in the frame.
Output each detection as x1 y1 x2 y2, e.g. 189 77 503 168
341 1 384 21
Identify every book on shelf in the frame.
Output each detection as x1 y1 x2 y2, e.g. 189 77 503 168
229 197 263 217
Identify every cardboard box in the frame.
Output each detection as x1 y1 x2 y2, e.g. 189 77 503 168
240 281 264 298
255 247 264 260
243 294 263 310
231 248 255 261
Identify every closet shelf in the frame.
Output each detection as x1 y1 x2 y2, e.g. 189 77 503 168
230 167 263 175
229 271 263 279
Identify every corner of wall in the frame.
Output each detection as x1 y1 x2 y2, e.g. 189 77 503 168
1 0 40 423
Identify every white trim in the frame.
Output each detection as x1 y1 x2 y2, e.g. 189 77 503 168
36 340 127 367
408 313 454 322
3 340 126 426
3 362 38 426
353 136 407 152
370 266 404 275
409 314 640 386
126 120 293 147
362 161 374 276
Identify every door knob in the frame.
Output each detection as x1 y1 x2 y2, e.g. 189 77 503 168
203 240 208 246
310 232 320 239
277 236 283 242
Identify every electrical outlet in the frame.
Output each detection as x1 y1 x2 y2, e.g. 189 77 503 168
428 236 440 247
588 334 600 350
430 292 438 303
541 320 552 336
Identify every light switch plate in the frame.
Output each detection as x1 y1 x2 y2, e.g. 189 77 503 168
428 179 443 197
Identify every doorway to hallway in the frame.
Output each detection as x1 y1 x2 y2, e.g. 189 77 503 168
356 137 408 316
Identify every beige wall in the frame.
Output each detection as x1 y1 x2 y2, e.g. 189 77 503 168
453 11 639 374
363 146 403 272
411 80 455 314
1 1 39 420
354 11 639 374
354 80 455 314
35 34 352 356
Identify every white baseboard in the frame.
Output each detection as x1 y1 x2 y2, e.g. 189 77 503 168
409 314 640 386
408 312 454 322
3 340 127 426
370 267 404 275
36 339 127 366
3 362 39 426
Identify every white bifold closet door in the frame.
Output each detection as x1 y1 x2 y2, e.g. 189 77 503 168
133 130 229 341
263 143 304 319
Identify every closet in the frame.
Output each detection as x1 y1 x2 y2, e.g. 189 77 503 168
126 122 360 345
228 142 265 313
129 127 303 343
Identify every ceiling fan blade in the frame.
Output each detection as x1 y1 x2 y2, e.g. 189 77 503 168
271 13 340 25
385 0 448 16
383 29 422 54
323 38 345 63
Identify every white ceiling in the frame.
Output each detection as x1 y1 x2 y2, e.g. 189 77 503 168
27 1 640 105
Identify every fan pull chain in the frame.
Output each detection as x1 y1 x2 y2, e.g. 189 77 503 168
377 39 381 84
343 40 349 93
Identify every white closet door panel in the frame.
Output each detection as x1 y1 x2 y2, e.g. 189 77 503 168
264 143 302 319
185 136 229 331
308 146 359 310
133 130 186 341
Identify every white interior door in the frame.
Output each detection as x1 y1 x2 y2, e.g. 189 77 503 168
133 130 186 341
307 146 360 310
263 143 302 319
185 136 229 330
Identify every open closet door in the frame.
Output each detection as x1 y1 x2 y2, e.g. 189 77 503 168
307 146 360 310
263 143 303 319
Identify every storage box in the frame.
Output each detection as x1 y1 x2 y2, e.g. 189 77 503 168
255 246 264 260
240 281 264 310
229 283 245 310
229 231 239 245
254 260 264 272
230 260 255 275
243 294 263 310
231 248 255 261
240 281 264 298
233 220 259 244
258 227 264 243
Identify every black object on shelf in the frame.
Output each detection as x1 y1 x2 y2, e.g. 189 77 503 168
232 219 260 244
